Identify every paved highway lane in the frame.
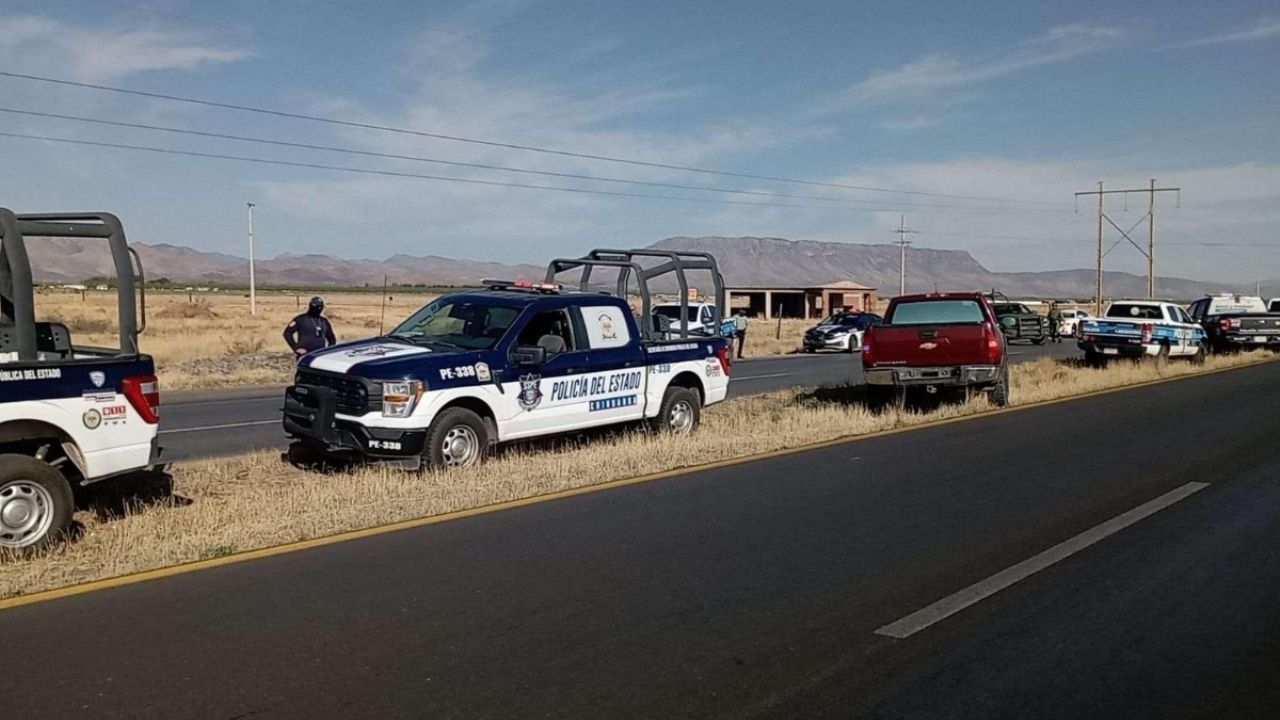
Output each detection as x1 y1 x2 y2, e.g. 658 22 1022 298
159 341 1079 460
7 359 1276 719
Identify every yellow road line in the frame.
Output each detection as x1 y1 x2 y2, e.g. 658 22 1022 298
1 356 1273 612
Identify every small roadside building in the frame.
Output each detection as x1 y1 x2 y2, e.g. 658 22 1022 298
724 280 877 320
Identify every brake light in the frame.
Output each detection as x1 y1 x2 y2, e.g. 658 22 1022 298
861 327 875 366
122 374 160 424
716 345 733 376
982 321 1002 364
1141 323 1154 343
1220 317 1236 331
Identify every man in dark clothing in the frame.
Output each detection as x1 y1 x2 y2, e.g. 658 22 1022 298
1047 302 1064 344
283 296 336 357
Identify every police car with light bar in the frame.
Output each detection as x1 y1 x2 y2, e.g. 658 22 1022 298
0 209 162 551
283 249 733 469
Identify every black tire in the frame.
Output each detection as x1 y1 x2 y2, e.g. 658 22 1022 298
425 407 489 468
1032 336 1047 346
865 385 901 411
1085 349 1107 368
0 454 74 553
845 337 857 353
650 386 702 434
1190 342 1207 365
1156 343 1170 364
990 366 1011 407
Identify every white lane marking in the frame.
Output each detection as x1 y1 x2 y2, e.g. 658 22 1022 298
734 372 796 382
160 419 279 435
875 481 1209 639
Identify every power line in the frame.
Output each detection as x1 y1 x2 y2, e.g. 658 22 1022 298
0 130 942 212
0 70 1071 207
0 107 1060 213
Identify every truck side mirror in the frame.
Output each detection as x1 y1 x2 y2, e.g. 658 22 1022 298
511 345 547 366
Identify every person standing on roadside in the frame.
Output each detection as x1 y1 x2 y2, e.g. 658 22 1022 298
1047 301 1064 344
732 309 749 359
284 296 336 358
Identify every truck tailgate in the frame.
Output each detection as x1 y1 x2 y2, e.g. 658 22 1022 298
871 325 988 366
1234 315 1280 334
1083 320 1143 338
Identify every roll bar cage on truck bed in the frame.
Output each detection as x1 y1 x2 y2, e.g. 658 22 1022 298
544 248 727 340
1 209 147 360
1 208 159 552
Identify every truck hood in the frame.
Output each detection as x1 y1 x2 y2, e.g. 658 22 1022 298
301 338 479 378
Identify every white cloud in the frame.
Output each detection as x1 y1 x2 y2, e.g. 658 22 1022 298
694 158 1280 284
823 24 1124 110
1166 17 1280 49
0 15 248 82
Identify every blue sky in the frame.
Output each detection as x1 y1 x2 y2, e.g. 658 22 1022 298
0 0 1278 283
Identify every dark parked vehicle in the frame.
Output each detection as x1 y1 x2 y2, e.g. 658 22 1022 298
1187 294 1280 352
989 299 1048 345
802 311 882 353
862 293 1009 406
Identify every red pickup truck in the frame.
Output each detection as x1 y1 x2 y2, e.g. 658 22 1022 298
861 292 1009 406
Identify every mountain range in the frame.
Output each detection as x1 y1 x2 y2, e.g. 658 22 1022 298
26 234 1260 300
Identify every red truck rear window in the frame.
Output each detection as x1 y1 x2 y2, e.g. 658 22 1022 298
887 300 985 326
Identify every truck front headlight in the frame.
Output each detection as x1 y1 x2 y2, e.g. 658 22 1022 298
382 380 424 418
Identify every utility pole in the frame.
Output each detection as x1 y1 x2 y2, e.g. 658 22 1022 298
1075 180 1180 313
1146 178 1155 298
893 215 917 296
246 202 257 316
1095 181 1103 315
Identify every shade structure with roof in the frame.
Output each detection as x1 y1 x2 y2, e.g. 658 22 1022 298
724 280 877 319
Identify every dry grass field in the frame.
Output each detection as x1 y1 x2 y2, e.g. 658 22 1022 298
3 350 1270 599
35 290 816 389
35 289 439 390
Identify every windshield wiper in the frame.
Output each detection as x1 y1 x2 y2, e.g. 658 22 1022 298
423 338 468 351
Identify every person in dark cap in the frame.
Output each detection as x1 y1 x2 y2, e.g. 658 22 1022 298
283 296 336 358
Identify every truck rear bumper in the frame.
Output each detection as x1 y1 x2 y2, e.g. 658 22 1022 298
864 365 1001 386
283 384 427 465
1078 340 1155 357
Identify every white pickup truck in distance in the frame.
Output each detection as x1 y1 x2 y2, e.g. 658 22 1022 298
1078 300 1207 365
651 302 736 339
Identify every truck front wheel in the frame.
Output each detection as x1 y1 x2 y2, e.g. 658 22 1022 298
425 408 489 468
0 454 74 552
651 386 701 435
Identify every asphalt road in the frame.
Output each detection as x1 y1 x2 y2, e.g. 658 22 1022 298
160 341 1079 460
8 359 1277 719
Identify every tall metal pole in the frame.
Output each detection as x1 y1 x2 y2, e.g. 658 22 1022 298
894 215 913 296
1147 177 1156 298
246 202 257 316
1095 181 1103 315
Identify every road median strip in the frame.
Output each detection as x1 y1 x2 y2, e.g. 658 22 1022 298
1 352 1274 609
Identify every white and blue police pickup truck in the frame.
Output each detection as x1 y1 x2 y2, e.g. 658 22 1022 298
1077 299 1207 365
0 210 161 551
284 250 733 469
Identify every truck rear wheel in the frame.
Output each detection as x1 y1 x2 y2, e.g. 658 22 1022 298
1032 337 1047 345
425 408 489 469
651 386 701 435
0 454 74 552
990 367 1011 407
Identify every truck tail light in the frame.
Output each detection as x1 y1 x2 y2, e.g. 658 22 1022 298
1220 317 1236 331
123 374 160 424
716 345 733 376
982 321 1002 364
1141 323 1154 343
861 328 875 366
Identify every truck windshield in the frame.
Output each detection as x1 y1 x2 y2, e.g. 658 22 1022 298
1107 304 1164 320
653 305 699 322
888 300 985 325
822 314 860 326
389 299 519 350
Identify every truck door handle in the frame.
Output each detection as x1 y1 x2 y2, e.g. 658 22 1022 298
918 330 938 339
